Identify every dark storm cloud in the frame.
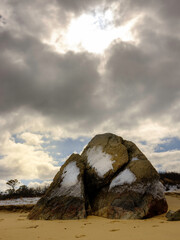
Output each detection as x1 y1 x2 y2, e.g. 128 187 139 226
0 31 105 127
97 0 180 129
0 14 6 25
3 0 105 38
115 0 180 33
104 34 180 127
0 0 180 132
7 0 105 14
56 0 105 13
1 0 68 38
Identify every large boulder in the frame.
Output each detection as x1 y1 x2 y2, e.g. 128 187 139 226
28 133 168 220
81 134 167 219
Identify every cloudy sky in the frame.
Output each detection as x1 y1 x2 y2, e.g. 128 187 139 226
0 0 180 191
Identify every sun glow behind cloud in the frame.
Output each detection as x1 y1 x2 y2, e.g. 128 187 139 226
47 9 140 54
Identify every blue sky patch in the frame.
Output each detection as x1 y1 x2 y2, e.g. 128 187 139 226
42 137 90 166
12 134 24 144
154 137 180 152
139 141 147 145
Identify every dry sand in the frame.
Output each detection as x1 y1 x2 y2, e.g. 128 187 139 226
0 194 179 240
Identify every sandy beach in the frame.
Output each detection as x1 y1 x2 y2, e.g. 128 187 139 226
0 194 179 240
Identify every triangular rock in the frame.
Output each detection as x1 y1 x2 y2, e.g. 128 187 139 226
28 154 86 220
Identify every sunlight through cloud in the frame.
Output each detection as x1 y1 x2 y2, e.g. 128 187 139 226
47 8 140 54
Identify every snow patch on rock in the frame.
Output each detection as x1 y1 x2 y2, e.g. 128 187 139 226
49 161 82 198
131 157 139 161
109 169 136 190
86 146 114 177
148 181 165 199
109 180 165 200
61 161 80 188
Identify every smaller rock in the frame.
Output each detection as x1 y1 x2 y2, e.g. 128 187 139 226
28 154 86 220
166 209 180 221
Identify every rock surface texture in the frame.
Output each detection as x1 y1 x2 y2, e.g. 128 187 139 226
166 209 180 221
28 133 168 220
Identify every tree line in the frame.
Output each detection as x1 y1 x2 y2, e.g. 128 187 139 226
159 172 180 183
159 171 180 191
0 179 49 200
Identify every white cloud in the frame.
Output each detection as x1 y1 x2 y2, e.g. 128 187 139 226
0 180 8 192
0 133 59 180
20 132 44 146
148 150 180 173
28 180 51 189
57 8 140 54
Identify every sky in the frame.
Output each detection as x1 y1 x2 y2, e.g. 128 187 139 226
0 0 180 191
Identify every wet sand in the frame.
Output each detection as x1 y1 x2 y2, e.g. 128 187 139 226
0 194 179 240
